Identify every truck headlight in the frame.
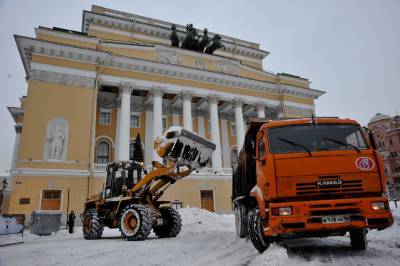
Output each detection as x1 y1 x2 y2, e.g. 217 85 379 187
371 202 385 210
279 207 292 216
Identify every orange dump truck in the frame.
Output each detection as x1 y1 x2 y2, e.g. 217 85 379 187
232 117 393 252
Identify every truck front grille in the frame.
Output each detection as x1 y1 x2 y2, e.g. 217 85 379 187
296 180 363 195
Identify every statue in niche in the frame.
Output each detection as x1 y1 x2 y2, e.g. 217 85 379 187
205 34 225 54
170 24 180 47
198 28 210 52
47 126 65 160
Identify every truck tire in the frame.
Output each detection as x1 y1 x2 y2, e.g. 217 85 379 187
247 207 270 253
154 207 182 238
350 229 368 250
234 203 248 238
82 209 104 240
119 204 152 241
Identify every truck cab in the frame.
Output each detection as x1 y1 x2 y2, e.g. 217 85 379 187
232 117 393 252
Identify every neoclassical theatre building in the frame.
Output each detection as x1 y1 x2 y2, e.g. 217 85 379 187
5 6 324 221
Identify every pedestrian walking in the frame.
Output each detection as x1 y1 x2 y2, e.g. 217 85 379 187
67 210 76 234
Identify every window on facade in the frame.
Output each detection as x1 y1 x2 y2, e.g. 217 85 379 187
162 117 167 132
231 124 237 136
96 141 109 164
100 111 111 125
41 190 62 210
394 151 398 158
389 139 393 145
130 114 140 128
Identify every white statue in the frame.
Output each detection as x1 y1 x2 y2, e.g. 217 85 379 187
48 126 65 160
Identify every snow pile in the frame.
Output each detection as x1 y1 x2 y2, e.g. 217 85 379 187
1 205 400 266
179 207 235 234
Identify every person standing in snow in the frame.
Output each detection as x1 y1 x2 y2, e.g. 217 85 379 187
67 210 76 234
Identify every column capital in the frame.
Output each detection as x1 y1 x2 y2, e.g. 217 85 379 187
207 95 220 105
171 106 182 114
255 101 266 108
144 103 153 111
181 91 193 101
119 82 135 94
14 125 22 134
232 98 244 108
150 86 165 97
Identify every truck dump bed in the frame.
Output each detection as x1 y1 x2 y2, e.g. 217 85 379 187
232 120 266 200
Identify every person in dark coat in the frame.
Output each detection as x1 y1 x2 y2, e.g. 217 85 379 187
67 210 76 234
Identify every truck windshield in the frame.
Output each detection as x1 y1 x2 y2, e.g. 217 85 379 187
268 124 368 154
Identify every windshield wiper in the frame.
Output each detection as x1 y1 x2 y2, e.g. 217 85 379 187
277 137 312 157
322 137 361 153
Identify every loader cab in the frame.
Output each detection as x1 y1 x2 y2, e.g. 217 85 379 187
104 161 143 198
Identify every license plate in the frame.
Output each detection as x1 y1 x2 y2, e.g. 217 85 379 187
321 215 350 224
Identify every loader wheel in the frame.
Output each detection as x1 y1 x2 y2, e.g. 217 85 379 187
350 229 368 250
119 204 152 241
82 209 104 240
153 207 182 238
234 203 248 238
247 207 270 253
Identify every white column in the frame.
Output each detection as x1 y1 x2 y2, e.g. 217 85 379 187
151 88 164 162
144 104 153 166
116 82 133 161
10 125 22 173
256 103 266 119
208 96 223 173
172 109 180 126
220 119 231 168
197 115 205 137
233 99 245 153
114 108 121 158
182 92 193 131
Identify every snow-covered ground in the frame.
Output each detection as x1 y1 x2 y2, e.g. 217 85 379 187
0 204 399 266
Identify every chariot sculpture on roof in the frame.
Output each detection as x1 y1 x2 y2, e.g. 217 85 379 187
169 24 225 54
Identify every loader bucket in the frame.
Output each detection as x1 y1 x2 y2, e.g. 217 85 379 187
160 127 216 170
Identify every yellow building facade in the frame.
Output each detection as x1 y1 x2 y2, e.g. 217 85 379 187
5 6 324 224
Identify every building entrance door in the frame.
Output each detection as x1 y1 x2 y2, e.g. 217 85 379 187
200 190 214 212
41 190 62 210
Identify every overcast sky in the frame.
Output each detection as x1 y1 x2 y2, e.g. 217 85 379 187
0 0 399 172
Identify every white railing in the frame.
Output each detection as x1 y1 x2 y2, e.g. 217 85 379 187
94 163 107 172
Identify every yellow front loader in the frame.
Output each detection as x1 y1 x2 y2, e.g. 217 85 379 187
81 127 216 241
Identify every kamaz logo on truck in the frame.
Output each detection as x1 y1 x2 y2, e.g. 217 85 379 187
317 179 342 186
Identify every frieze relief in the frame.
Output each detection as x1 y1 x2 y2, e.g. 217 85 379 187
156 50 182 65
30 69 95 88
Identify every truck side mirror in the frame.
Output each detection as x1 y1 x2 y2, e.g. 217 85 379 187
368 131 377 150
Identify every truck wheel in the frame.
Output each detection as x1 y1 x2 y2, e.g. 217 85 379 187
82 209 104 240
234 203 248 238
350 229 368 250
154 207 182 238
119 204 152 241
247 207 270 253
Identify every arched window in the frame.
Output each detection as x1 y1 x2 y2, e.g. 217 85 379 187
96 141 109 163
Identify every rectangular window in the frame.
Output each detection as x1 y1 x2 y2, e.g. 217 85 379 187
41 190 62 210
100 110 111 125
130 113 140 128
162 117 167 132
231 123 237 136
